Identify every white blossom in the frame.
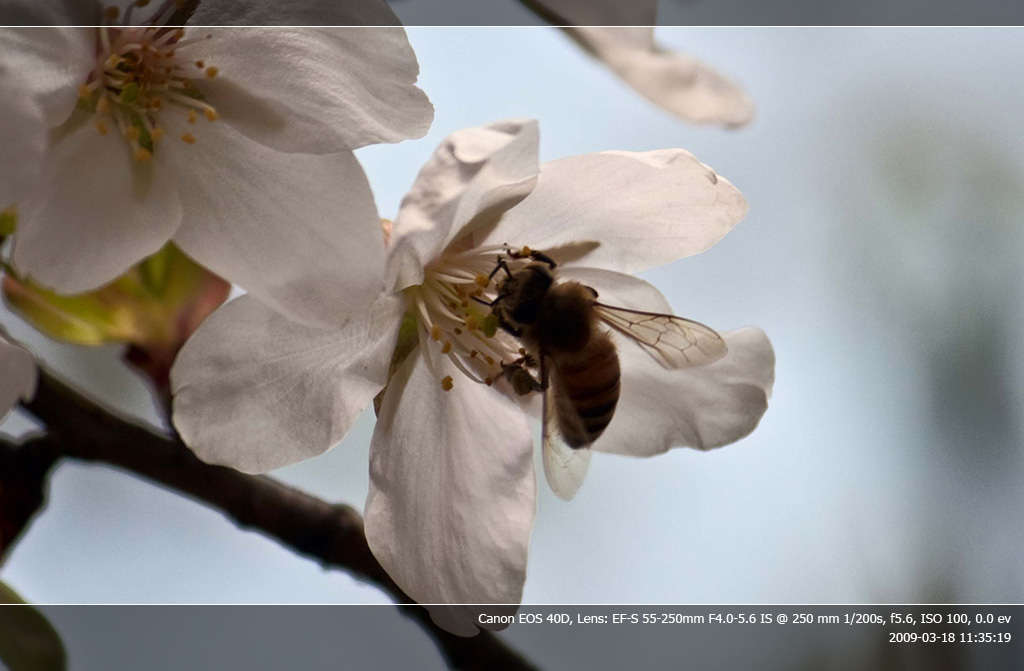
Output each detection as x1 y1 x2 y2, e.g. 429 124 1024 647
526 0 753 127
0 7 433 327
0 334 36 422
171 119 774 635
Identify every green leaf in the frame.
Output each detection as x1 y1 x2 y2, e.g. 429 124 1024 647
0 582 66 671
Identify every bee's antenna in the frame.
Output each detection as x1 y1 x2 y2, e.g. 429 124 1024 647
470 295 495 307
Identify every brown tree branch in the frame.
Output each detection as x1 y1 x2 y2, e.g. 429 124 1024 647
0 435 59 564
9 368 538 671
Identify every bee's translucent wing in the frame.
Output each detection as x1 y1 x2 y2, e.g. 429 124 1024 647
594 303 727 369
541 356 591 501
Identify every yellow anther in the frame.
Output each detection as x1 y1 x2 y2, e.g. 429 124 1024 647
469 350 478 359
95 96 110 114
464 315 479 332
150 127 165 143
454 327 463 335
430 324 442 341
474 274 489 288
204 108 219 122
441 376 454 392
187 109 198 124
133 147 153 163
473 288 483 297
485 355 495 366
441 341 452 355
521 245 532 256
195 60 205 69
181 133 196 144
204 66 219 78
484 377 493 386
104 6 120 20
518 347 527 355
147 98 164 111
94 119 109 135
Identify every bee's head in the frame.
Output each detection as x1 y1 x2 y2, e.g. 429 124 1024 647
494 262 554 327
497 262 552 297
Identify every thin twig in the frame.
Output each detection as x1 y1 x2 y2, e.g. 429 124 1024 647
10 368 538 671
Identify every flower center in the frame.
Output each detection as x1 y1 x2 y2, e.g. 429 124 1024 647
78 2 221 163
406 245 531 391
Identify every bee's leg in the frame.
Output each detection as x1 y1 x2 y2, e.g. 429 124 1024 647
501 359 543 396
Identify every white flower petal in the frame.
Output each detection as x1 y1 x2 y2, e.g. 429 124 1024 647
569 27 754 128
190 0 401 26
0 27 94 205
185 28 432 154
387 119 539 291
480 149 747 274
601 326 774 456
0 335 36 421
0 27 93 125
13 118 183 294
0 86 44 208
169 121 385 329
365 351 535 636
171 293 404 473
522 0 656 25
559 267 774 457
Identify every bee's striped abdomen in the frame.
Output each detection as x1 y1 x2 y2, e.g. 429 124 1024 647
553 334 621 448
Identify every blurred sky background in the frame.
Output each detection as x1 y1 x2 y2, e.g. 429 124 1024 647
2 26 1024 668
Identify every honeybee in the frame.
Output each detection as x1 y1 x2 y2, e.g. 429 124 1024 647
487 248 729 501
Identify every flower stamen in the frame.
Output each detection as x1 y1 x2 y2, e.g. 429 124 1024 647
406 245 539 390
82 11 222 162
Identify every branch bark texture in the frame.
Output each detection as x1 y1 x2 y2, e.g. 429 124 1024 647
5 368 538 671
